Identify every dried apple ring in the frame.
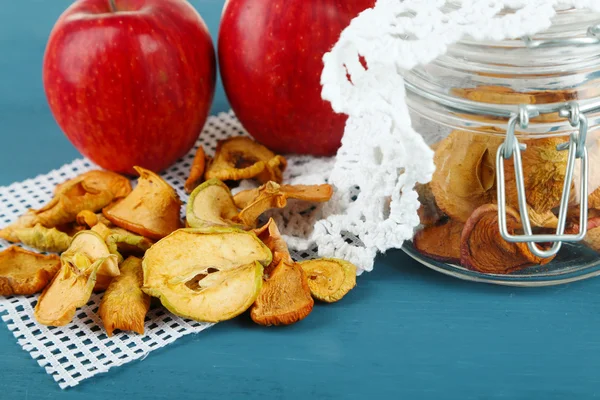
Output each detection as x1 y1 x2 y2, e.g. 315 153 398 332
103 166 183 240
298 258 357 303
184 145 207 194
0 246 61 296
204 136 287 183
98 256 150 336
460 204 553 274
142 227 272 322
186 179 244 229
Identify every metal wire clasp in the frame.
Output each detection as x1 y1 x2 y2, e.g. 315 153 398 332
496 103 589 259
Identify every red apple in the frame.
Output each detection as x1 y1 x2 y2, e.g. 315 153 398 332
218 0 375 156
43 0 216 174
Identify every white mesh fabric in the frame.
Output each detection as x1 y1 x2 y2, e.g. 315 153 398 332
2 0 600 388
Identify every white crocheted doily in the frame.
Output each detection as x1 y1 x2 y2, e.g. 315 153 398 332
2 0 599 389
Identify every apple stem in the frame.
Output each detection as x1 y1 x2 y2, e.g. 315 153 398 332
108 0 117 12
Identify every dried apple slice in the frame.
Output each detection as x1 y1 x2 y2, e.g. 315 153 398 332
103 166 183 240
34 253 105 326
235 181 333 227
54 170 131 198
584 217 600 252
204 136 287 183
184 145 207 194
106 231 153 258
250 260 314 326
186 179 244 229
0 246 60 296
234 182 333 209
298 258 357 303
63 230 120 292
11 224 72 253
0 171 131 242
431 131 502 222
460 204 552 274
413 220 464 263
253 218 292 273
142 227 272 322
98 256 150 336
416 183 445 226
504 137 568 214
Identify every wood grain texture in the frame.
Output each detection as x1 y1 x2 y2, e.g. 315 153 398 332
1 1 600 399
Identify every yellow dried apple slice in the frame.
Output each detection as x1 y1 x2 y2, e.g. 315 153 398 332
63 230 120 292
298 258 357 303
142 227 272 322
0 171 131 242
186 179 244 229
98 256 150 336
235 181 333 227
34 253 105 326
103 166 182 240
11 224 72 253
250 260 313 326
184 145 207 194
0 246 61 296
204 136 287 183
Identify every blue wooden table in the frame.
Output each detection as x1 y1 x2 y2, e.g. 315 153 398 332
1 1 600 399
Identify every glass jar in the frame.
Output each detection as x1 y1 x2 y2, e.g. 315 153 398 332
403 6 600 286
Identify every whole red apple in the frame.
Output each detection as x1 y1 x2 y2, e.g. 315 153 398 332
218 0 375 156
43 0 216 174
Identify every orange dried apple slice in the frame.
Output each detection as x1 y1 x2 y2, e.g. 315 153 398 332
204 136 287 183
0 246 61 296
53 170 131 199
11 224 72 253
98 256 150 336
235 181 333 227
504 137 568 214
298 258 357 303
184 145 207 194
460 204 552 274
103 166 183 240
431 131 501 222
413 220 464 264
416 183 445 226
186 179 244 229
34 253 105 326
253 218 292 273
142 227 272 322
250 260 314 326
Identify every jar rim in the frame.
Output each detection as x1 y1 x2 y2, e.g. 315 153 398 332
405 80 600 121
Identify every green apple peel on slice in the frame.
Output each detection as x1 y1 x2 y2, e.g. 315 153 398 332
186 179 245 229
142 227 272 322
